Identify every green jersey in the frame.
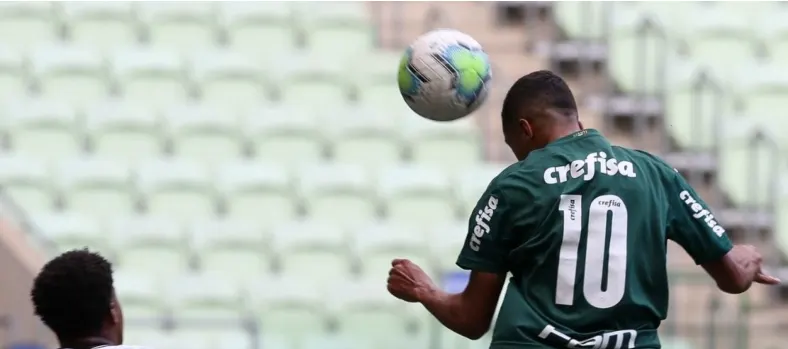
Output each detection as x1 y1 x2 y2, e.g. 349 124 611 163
456 129 733 349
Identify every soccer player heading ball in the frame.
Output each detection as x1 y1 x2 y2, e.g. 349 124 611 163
387 70 781 348
31 249 149 349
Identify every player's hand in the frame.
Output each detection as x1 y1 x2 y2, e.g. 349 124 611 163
387 259 433 303
755 272 781 285
737 245 781 285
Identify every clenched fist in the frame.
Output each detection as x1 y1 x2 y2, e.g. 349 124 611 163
387 259 434 303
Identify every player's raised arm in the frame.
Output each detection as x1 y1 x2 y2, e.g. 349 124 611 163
387 183 510 339
666 170 780 293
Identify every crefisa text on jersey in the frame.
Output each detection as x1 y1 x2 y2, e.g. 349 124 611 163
679 190 726 237
544 152 637 184
469 195 499 252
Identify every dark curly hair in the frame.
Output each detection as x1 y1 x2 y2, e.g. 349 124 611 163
31 249 115 339
501 70 578 129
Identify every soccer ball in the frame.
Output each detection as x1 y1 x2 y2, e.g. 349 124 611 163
398 29 492 122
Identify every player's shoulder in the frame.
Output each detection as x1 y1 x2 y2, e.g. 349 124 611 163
614 146 677 174
486 156 547 193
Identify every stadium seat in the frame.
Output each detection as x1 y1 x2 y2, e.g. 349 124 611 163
6 99 82 163
739 63 788 131
354 52 405 111
31 212 103 252
216 161 296 224
55 157 134 217
760 12 788 63
404 117 482 171
454 164 506 216
718 120 773 207
244 110 325 166
297 2 374 57
138 2 218 55
31 44 108 109
684 8 754 80
378 165 457 226
0 2 57 52
165 104 243 166
111 215 189 277
352 223 430 282
247 277 330 347
191 50 270 115
664 63 730 149
330 282 428 349
137 159 215 222
220 2 297 62
62 2 137 53
0 46 28 103
164 273 243 320
297 163 375 228
85 101 163 165
607 7 666 93
114 272 165 320
191 219 271 286
276 53 352 109
112 48 188 111
0 156 53 212
429 221 468 273
271 221 350 286
328 113 402 168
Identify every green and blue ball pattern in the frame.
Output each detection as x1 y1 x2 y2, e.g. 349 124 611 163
397 32 492 121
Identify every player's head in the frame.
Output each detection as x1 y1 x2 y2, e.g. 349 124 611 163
500 70 582 160
31 249 124 346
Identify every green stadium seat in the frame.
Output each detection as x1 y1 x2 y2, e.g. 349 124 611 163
165 274 242 319
0 2 57 52
298 163 375 228
553 1 607 39
607 7 667 93
165 104 243 166
759 13 788 63
378 165 456 226
7 99 82 162
429 222 467 273
112 48 187 111
114 273 165 319
664 63 730 149
739 64 788 131
153 333 215 349
684 8 754 80
31 44 108 109
0 156 53 212
0 46 28 103
331 282 428 349
353 224 430 283
216 161 296 223
298 2 374 57
247 277 330 347
137 159 215 222
405 117 481 171
454 164 506 217
272 221 350 286
62 2 137 53
244 110 325 166
354 52 404 111
55 157 134 217
85 101 163 165
718 120 773 207
277 53 352 109
111 216 189 277
32 212 104 252
191 219 271 286
138 2 218 55
328 113 402 169
220 2 297 61
192 50 269 115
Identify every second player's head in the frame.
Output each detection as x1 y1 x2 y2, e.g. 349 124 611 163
31 249 124 347
500 70 581 160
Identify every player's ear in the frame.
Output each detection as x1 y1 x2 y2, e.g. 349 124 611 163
519 118 533 139
578 120 585 130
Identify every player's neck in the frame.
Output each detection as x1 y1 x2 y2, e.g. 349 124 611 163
545 124 583 144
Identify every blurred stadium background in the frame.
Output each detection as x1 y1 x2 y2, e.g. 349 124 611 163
0 1 786 349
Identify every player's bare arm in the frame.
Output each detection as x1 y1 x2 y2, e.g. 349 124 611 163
387 259 505 339
702 244 780 294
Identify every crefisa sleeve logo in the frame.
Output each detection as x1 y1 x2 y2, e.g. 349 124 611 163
469 195 499 251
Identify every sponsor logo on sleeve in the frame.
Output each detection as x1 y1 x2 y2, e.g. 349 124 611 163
679 190 726 237
469 195 498 252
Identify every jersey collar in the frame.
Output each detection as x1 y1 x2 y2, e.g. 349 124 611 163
546 128 602 148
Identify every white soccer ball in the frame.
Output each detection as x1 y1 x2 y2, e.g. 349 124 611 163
398 29 492 122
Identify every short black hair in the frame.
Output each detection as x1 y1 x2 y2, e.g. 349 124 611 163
501 70 577 127
31 249 115 339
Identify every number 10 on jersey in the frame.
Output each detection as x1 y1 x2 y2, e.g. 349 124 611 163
557 194 628 309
